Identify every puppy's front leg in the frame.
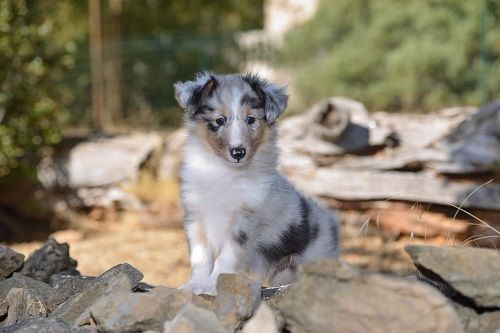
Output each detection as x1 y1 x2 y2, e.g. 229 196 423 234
180 222 214 294
202 240 243 295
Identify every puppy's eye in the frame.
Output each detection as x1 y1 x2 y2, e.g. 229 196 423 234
246 116 256 125
215 117 226 126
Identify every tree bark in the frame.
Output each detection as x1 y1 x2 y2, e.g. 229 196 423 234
89 0 105 132
106 0 124 125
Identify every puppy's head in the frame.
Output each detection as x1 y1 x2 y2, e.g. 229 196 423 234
174 72 288 166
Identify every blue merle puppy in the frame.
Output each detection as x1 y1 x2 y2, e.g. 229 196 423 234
174 72 339 295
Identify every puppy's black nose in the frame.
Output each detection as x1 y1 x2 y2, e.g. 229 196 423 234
230 147 246 161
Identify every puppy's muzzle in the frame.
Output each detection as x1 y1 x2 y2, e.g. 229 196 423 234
230 147 246 162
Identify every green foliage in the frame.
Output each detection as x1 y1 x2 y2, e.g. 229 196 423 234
61 0 264 128
0 0 263 177
278 0 500 112
0 0 78 177
120 0 263 37
118 0 262 127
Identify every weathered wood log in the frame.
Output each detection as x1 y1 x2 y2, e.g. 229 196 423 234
371 107 475 148
293 169 500 210
315 103 499 174
279 97 395 156
333 148 448 171
68 133 162 188
436 101 500 172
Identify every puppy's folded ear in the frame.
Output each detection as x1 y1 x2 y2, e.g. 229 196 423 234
174 72 217 116
243 73 288 124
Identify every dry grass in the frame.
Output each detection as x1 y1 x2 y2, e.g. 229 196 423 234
8 174 189 288
9 219 190 287
122 173 180 207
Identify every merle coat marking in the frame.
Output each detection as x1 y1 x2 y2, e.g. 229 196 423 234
174 72 339 295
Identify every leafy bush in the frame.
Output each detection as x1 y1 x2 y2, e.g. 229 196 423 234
0 0 77 177
278 0 500 112
59 1 264 128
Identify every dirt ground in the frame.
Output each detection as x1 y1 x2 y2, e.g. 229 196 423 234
8 218 191 287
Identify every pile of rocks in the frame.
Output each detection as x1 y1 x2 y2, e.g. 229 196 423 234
273 245 500 333
0 239 262 333
1 239 499 332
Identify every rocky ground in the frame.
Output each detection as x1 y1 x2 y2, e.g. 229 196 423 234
1 238 500 332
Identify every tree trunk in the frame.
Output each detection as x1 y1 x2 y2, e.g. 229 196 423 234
106 0 124 126
89 0 105 132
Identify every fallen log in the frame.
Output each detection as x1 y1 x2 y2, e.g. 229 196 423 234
279 97 395 156
293 169 500 211
67 133 162 188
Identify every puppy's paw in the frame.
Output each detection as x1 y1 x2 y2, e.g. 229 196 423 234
180 279 217 296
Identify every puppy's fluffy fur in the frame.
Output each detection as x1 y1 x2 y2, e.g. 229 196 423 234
175 72 339 295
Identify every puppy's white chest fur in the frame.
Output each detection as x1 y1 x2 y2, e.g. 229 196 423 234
183 146 269 251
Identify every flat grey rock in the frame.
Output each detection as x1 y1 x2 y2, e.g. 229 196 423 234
454 303 500 333
1 318 93 333
0 273 65 313
89 282 192 333
50 263 143 323
277 259 464 333
0 288 48 328
406 245 500 308
0 246 25 278
94 263 143 288
49 274 97 300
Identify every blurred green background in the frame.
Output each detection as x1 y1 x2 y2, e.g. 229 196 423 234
279 0 499 113
0 0 498 178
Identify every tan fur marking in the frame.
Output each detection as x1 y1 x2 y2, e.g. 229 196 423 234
249 122 271 156
202 78 216 99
